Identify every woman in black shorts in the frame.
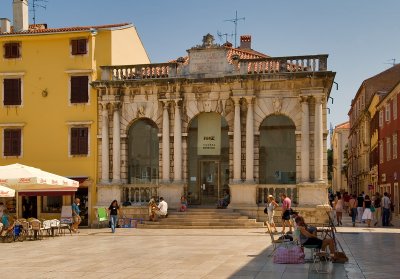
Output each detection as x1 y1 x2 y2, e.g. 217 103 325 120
294 216 336 257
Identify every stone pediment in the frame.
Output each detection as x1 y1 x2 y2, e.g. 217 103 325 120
186 34 233 77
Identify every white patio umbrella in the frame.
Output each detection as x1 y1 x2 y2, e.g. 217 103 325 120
0 163 79 217
0 185 15 197
0 163 79 190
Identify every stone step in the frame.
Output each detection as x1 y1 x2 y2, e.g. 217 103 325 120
171 212 241 216
150 219 258 225
137 224 264 229
166 215 249 219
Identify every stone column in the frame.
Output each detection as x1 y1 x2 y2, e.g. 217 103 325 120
162 101 170 182
300 96 310 182
112 102 121 183
314 95 324 182
232 97 241 182
101 102 109 183
245 96 254 182
173 100 182 182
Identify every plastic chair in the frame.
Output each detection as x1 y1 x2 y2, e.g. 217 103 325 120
59 206 73 235
266 222 293 257
97 208 108 228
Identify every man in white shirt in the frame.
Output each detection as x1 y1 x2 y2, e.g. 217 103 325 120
157 197 168 217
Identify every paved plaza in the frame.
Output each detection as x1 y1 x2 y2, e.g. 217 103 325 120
0 216 399 279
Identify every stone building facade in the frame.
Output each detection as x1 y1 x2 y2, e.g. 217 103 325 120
332 122 350 193
348 64 400 195
92 35 335 221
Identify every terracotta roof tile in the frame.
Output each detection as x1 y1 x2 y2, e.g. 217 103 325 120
1 23 131 36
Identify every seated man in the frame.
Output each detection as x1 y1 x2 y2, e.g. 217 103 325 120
156 197 168 218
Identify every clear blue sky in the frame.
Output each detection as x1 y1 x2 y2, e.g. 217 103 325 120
1 0 399 129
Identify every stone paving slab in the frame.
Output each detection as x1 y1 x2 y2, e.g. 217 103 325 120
0 220 399 279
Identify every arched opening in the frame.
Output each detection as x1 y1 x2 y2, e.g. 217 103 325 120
128 119 159 184
187 113 229 205
259 115 296 184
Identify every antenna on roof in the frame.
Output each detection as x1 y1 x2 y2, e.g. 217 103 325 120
384 58 398 67
30 0 48 25
217 31 233 44
224 11 245 48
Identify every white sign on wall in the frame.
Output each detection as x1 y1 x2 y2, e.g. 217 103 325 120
198 113 221 155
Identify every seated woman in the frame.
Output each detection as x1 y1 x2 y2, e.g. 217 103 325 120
217 190 230 209
179 196 188 212
294 216 336 259
0 209 13 236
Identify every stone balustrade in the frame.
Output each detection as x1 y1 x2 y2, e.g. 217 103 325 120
101 63 178 81
99 54 328 81
257 184 298 205
240 54 328 75
122 185 159 205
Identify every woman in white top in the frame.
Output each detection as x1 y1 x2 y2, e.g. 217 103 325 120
265 195 279 233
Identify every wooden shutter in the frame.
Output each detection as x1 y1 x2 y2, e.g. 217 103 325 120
71 39 87 55
70 76 89 103
71 127 88 155
4 78 21 105
4 129 21 156
4 43 20 58
78 128 88 154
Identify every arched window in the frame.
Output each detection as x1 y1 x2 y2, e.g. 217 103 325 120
259 115 296 184
128 119 159 184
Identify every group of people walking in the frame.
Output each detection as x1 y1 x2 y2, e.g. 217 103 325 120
332 191 394 227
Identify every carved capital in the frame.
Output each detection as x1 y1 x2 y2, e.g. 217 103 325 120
299 95 309 103
110 101 122 112
232 97 241 106
313 95 325 105
244 96 255 106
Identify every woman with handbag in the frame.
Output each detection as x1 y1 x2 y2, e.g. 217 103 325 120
362 195 373 227
265 195 278 234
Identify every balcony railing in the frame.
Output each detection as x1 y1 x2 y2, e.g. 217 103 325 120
100 54 328 81
122 185 159 205
101 63 178 81
257 184 298 205
239 54 328 75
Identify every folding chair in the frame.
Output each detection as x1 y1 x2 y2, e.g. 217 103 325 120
266 222 292 257
59 206 73 235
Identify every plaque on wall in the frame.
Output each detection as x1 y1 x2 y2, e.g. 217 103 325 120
198 113 221 155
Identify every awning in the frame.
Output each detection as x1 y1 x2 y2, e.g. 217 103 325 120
18 187 77 196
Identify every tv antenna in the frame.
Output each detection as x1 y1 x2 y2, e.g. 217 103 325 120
224 11 245 48
30 0 48 25
217 31 233 44
385 58 398 67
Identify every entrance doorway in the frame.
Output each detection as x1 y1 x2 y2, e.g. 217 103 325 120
199 161 220 205
75 188 88 227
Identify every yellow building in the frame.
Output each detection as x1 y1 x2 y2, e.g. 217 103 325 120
0 0 149 225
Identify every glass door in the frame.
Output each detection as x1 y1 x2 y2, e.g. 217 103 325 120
199 161 220 205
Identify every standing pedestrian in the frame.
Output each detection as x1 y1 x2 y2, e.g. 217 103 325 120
265 195 279 233
71 198 81 233
334 193 344 226
373 192 381 226
108 200 120 233
357 193 364 223
362 195 373 227
349 194 357 227
382 192 391 226
280 193 293 234
389 194 395 226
